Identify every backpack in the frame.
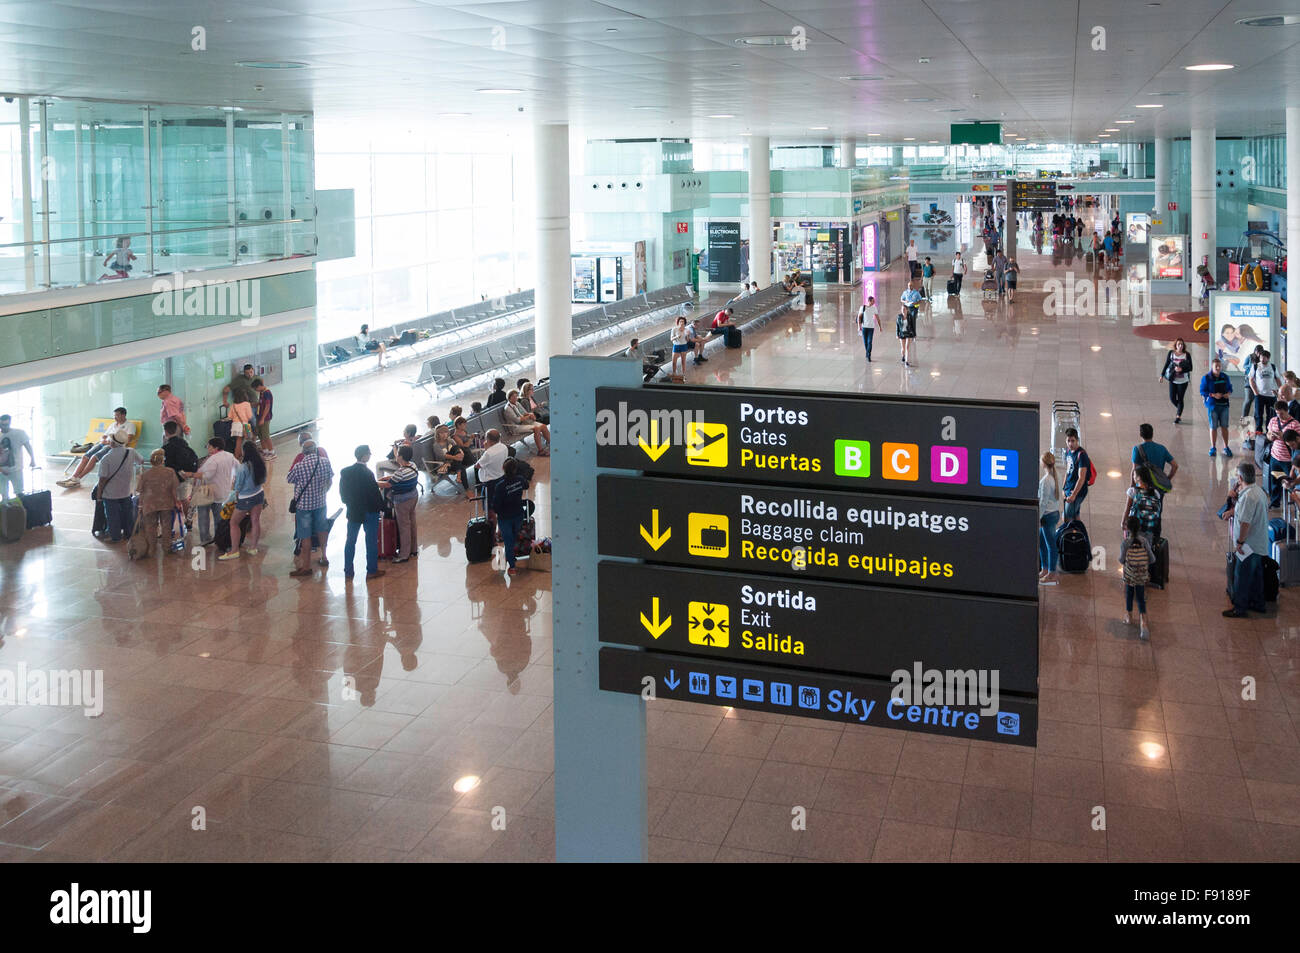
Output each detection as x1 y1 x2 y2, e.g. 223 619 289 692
0 437 9 469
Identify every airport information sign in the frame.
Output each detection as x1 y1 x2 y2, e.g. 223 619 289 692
592 384 1039 744
1013 180 1058 211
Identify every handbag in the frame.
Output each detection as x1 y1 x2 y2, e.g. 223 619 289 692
289 455 321 514
190 480 215 506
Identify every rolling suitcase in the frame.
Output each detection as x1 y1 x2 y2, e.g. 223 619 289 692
91 492 108 537
724 325 742 349
1269 495 1300 587
1056 518 1091 573
1 498 26 544
1263 556 1280 601
465 516 493 563
946 276 959 296
1148 536 1169 589
378 515 399 560
19 467 51 529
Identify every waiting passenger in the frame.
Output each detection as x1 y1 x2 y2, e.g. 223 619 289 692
501 390 551 456
59 406 135 489
470 401 484 414
356 324 387 369
378 445 419 564
136 449 182 557
434 425 470 490
520 382 548 424
486 378 508 408
452 417 480 463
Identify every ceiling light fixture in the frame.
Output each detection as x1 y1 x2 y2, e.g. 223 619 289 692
903 97 935 103
477 88 525 94
1135 103 1164 108
236 61 308 69
734 35 794 46
1105 128 1120 132
708 113 735 119
840 75 886 81
903 137 916 140
439 112 470 118
867 132 881 136
1116 119 1136 123
1185 62 1235 71
1236 14 1300 26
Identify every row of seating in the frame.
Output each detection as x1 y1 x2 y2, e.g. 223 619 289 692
406 381 553 494
404 284 694 399
636 284 799 379
317 289 536 371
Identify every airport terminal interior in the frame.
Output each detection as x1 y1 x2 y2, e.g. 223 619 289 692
1 0 1300 867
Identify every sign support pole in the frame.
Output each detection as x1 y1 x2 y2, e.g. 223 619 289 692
551 355 648 862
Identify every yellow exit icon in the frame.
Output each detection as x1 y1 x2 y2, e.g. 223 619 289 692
688 602 729 648
686 422 728 468
688 513 729 558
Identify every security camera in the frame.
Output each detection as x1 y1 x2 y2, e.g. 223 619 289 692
253 84 264 93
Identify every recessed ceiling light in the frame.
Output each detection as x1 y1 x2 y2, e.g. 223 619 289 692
477 88 525 94
867 132 881 136
1090 139 1100 143
1185 63 1234 71
903 97 935 103
810 125 828 130
928 140 938 143
903 137 916 140
917 57 931 64
709 114 735 119
840 75 886 81
236 61 308 69
630 105 659 110
1116 119 1136 124
439 112 470 118
734 35 794 46
1016 386 1029 394
1236 14 1300 26
1098 134 1111 137
1105 128 1120 132
1135 103 1164 108
605 27 619 32
1091 346 1103 352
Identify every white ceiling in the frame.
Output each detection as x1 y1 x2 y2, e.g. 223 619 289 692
2 0 1300 144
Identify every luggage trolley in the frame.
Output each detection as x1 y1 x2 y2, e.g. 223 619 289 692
1051 400 1082 461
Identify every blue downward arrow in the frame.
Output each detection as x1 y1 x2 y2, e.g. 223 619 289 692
664 669 681 690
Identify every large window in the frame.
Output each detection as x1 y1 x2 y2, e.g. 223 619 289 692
0 97 314 296
315 131 534 343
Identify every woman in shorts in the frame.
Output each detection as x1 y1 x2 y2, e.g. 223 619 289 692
219 443 266 560
1005 258 1020 302
670 316 691 377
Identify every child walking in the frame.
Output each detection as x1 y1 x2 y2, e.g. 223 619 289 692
1120 515 1153 641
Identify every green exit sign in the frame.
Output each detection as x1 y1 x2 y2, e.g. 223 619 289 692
951 123 1002 145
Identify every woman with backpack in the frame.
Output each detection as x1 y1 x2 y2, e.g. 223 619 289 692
1038 452 1061 587
1159 337 1193 424
1120 515 1154 641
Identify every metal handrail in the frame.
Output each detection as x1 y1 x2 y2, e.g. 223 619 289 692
0 217 314 251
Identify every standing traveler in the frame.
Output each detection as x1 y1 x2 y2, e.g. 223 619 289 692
0 414 35 501
340 445 386 581
1200 358 1234 457
286 439 334 576
906 238 919 279
993 249 1008 296
1224 462 1269 617
475 429 509 520
380 445 419 564
899 281 921 366
1004 258 1020 302
491 457 529 576
1130 423 1178 490
136 449 182 556
1249 348 1279 440
857 296 880 362
254 378 276 459
1120 515 1154 640
156 384 190 437
670 316 691 378
190 438 238 546
1240 345 1264 418
1038 451 1061 586
97 431 142 542
220 443 266 560
1062 428 1092 522
921 257 935 299
1160 337 1193 424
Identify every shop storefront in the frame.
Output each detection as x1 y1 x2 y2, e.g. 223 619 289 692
773 220 853 283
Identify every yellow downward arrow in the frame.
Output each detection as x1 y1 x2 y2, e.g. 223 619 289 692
639 509 671 550
640 597 671 639
638 419 671 462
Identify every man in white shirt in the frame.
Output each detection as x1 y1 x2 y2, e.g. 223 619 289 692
0 414 35 500
906 239 919 279
475 429 509 517
857 296 881 362
951 252 967 293
1250 348 1279 438
59 406 136 488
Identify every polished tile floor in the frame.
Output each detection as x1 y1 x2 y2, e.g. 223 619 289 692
3 212 1300 862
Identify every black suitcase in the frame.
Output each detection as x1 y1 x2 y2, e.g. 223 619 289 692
724 325 742 349
1056 518 1091 573
946 276 959 296
19 468 51 529
1149 536 1169 589
213 419 236 452
465 516 493 563
91 491 108 537
214 513 252 554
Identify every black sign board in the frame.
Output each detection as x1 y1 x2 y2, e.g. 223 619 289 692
593 386 1038 503
706 221 741 283
599 646 1037 746
1012 180 1057 211
596 474 1039 599
598 561 1038 692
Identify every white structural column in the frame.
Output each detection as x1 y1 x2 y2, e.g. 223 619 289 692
533 122 572 379
1287 107 1300 374
1154 137 1171 215
749 135 772 287
1190 127 1216 276
838 136 856 169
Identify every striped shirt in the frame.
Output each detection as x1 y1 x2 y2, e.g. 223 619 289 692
1267 417 1300 463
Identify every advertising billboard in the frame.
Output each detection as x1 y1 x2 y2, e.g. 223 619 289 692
1126 212 1150 246
1150 235 1185 279
1210 292 1276 375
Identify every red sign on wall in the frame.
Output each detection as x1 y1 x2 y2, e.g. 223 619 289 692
1168 202 1177 211
676 222 689 234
